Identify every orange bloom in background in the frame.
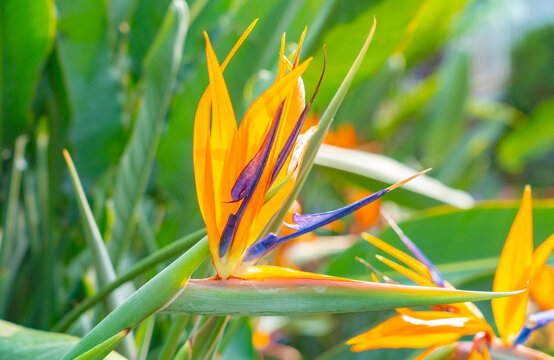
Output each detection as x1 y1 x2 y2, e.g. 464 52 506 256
346 190 380 231
347 186 554 359
303 116 358 149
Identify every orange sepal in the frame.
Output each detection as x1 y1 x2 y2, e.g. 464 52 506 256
531 264 554 310
363 233 433 281
492 186 533 344
235 265 358 282
347 311 488 352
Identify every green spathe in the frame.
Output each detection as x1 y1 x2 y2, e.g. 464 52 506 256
163 277 522 316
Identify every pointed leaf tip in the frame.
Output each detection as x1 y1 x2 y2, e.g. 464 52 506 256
387 168 431 191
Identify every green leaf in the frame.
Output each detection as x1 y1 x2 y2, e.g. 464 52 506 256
421 49 469 165
378 199 554 267
401 0 469 64
134 315 154 360
157 316 189 360
108 0 189 266
498 98 554 172
314 144 475 208
127 0 172 79
74 328 130 360
52 228 205 332
0 135 28 316
63 150 137 359
55 0 124 178
60 236 210 359
302 0 426 106
0 0 56 147
163 278 519 316
0 319 125 360
190 316 228 360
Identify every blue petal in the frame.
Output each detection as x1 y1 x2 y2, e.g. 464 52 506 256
243 233 279 262
219 103 284 257
382 213 445 286
284 189 389 234
513 309 554 345
244 188 389 261
269 54 325 186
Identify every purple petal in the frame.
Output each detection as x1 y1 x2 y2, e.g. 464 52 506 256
219 214 237 257
244 188 389 262
231 135 270 202
285 189 389 233
382 212 445 286
243 233 279 262
219 104 284 257
514 309 554 345
270 51 325 185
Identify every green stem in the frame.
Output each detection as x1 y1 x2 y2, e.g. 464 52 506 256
0 135 28 316
52 228 206 332
158 316 190 360
60 236 210 359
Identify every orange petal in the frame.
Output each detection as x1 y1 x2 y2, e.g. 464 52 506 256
347 312 487 352
492 185 534 344
203 32 239 201
527 233 554 281
363 233 433 281
195 22 257 274
531 264 554 311
236 265 359 281
239 58 312 162
376 255 436 288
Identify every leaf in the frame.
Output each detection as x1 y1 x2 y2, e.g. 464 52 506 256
0 0 56 147
302 0 426 106
59 236 210 359
421 49 469 165
108 0 189 265
401 0 469 64
314 144 475 208
190 316 228 360
157 316 189 360
498 98 554 172
0 136 29 315
0 319 125 360
378 200 554 269
55 0 125 178
163 278 520 316
52 228 206 332
63 150 137 359
127 0 172 79
74 328 130 360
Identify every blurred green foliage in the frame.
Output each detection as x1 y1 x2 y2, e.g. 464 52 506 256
506 24 554 114
0 0 553 358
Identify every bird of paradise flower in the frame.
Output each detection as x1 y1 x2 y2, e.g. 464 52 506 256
347 186 554 360
193 19 427 281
